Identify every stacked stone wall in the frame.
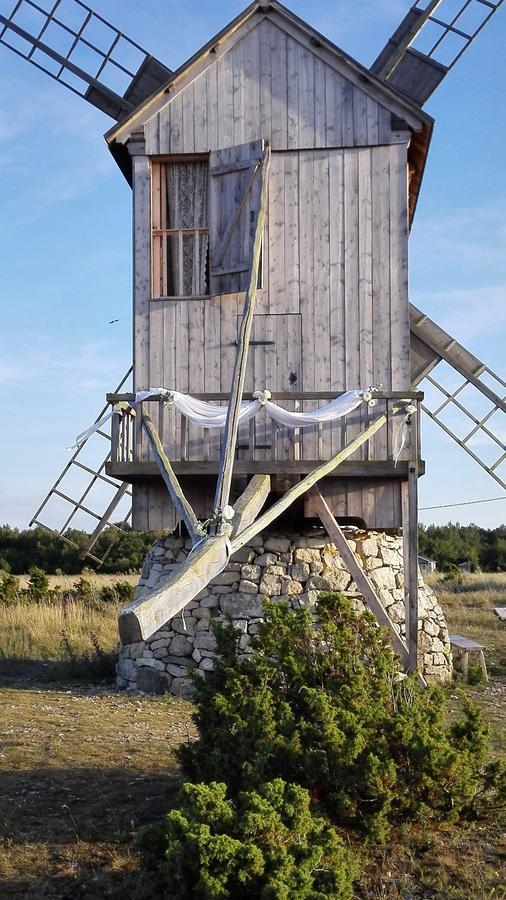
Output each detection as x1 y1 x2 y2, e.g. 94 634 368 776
117 529 452 695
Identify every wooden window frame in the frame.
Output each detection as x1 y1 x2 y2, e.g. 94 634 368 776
151 154 210 301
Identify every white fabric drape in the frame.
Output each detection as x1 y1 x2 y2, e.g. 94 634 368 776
134 389 364 430
166 161 208 296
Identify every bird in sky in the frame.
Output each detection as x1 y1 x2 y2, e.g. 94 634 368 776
109 319 119 325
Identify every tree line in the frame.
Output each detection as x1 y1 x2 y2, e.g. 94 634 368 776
0 521 504 575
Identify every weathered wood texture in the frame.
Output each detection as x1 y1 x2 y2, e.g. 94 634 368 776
144 17 401 156
130 14 414 530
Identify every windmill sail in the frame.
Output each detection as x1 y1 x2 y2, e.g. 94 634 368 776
0 0 171 119
371 0 504 105
410 304 505 489
30 368 134 566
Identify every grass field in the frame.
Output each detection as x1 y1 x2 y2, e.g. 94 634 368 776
0 572 504 898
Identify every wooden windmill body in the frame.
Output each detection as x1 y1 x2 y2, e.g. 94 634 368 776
3 0 504 675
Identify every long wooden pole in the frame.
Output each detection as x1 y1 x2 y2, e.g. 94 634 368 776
213 144 271 523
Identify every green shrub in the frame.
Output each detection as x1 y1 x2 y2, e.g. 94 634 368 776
100 580 135 605
0 572 21 605
138 779 358 900
72 577 95 603
180 594 497 842
27 565 49 600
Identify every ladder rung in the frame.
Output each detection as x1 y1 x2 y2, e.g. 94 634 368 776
428 16 472 40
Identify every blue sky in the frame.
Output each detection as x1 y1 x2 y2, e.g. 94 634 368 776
0 0 504 532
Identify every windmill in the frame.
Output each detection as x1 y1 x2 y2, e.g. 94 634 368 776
1 0 504 677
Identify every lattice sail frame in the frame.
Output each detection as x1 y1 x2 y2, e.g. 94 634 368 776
30 367 134 566
0 0 171 119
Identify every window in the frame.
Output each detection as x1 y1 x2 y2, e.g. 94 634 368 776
152 157 209 299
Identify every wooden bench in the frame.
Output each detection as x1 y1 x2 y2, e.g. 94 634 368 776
449 634 488 683
493 607 506 622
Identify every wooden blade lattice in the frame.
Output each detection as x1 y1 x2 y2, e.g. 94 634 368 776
0 0 171 119
30 367 134 566
410 304 506 489
372 0 504 104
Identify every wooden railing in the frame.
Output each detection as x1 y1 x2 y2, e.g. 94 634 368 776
107 391 423 472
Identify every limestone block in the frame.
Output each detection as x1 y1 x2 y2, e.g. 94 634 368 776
309 561 324 575
192 648 202 663
123 642 145 659
137 667 171 694
172 617 196 637
418 631 433 652
239 579 259 594
153 647 169 660
200 595 219 608
388 602 405 624
164 550 175 561
148 630 172 643
380 546 404 567
212 585 235 594
193 632 218 652
167 663 191 678
220 594 265 618
232 619 248 633
364 557 383 571
164 536 184 549
142 649 154 659
280 578 303 595
423 619 440 637
293 548 321 564
116 657 136 680
241 564 261 582
259 574 282 596
210 571 240 586
290 564 310 581
264 537 291 553
395 572 405 588
153 546 165 557
137 658 166 671
369 567 396 591
360 538 379 557
199 657 215 671
166 655 193 667
307 571 351 592
239 634 251 651
170 677 195 700
194 607 212 620
296 591 319 609
146 569 162 588
196 619 210 632
169 634 193 656
265 565 286 576
255 553 279 567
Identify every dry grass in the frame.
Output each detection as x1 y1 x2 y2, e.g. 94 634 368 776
0 600 120 662
429 571 506 675
0 684 195 898
16 573 139 591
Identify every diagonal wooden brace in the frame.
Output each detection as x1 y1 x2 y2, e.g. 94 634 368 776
142 413 205 545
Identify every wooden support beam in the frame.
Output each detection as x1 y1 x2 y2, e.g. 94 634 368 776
213 145 271 521
230 409 392 552
402 460 419 673
142 413 205 545
79 481 131 559
118 536 229 644
231 474 271 537
309 486 409 663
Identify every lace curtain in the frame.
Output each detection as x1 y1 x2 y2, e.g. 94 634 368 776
166 161 209 296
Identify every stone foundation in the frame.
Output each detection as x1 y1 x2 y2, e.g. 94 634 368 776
117 528 452 695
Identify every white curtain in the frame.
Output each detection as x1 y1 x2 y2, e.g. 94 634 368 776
166 161 209 295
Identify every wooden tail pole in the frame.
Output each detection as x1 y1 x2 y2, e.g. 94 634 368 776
213 143 271 522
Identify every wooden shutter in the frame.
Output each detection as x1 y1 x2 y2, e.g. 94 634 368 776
209 139 265 295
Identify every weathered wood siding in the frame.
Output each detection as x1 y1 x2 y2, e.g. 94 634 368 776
132 15 413 530
144 18 397 155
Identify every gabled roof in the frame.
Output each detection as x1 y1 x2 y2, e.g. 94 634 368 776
106 0 433 221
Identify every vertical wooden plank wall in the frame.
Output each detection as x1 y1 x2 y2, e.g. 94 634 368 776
131 13 419 529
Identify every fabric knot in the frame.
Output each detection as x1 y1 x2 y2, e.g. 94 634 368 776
252 389 272 406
